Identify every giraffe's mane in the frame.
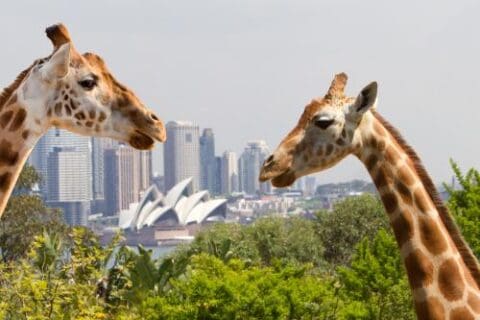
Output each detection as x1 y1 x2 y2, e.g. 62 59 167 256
372 110 480 287
0 63 35 109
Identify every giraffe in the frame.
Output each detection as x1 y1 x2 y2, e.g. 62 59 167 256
259 73 480 319
0 23 166 218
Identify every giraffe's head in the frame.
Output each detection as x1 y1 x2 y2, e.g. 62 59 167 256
20 23 166 150
259 73 378 187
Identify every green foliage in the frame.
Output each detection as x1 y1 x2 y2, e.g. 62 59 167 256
0 228 114 319
140 254 338 320
337 229 414 319
445 160 480 257
4 160 480 319
316 194 389 266
187 216 325 267
1 164 66 262
13 163 42 194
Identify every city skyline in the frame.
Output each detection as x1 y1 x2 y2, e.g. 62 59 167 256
1 1 479 185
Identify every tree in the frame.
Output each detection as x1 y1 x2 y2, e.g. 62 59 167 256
445 160 480 257
337 229 414 320
182 216 325 267
316 194 389 266
0 165 66 262
140 254 338 320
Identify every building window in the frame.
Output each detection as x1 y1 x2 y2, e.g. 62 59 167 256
186 133 192 143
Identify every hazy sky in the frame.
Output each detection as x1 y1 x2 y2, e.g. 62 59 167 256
1 0 479 184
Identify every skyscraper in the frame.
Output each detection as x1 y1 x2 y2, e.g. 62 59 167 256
29 128 93 198
91 137 118 213
200 128 216 193
104 145 152 215
46 147 92 226
221 151 239 195
238 140 271 195
163 121 200 191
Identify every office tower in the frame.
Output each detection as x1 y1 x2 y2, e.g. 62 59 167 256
221 151 239 194
238 140 271 195
213 156 222 195
104 145 152 215
305 176 317 196
163 121 200 191
46 147 92 226
293 177 305 191
91 137 118 213
200 128 216 193
29 128 92 198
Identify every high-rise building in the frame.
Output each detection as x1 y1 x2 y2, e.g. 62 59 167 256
238 140 271 195
46 147 92 226
29 128 92 198
200 128 216 193
104 145 152 215
91 137 118 213
163 121 200 192
213 156 222 195
221 151 239 194
305 176 317 196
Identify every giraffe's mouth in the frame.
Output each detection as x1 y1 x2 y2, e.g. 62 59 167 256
259 168 297 188
129 130 155 150
271 170 297 188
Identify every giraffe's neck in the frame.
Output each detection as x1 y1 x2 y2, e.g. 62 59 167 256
0 82 47 217
356 112 480 319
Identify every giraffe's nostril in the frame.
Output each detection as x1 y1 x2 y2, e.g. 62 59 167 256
265 155 274 165
150 113 159 121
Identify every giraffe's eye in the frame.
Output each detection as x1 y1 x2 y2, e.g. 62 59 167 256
78 78 97 91
313 116 335 129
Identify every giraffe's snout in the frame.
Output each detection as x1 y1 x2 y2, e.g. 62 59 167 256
125 108 167 149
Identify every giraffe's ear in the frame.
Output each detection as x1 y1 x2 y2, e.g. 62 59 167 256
352 81 378 115
42 43 71 80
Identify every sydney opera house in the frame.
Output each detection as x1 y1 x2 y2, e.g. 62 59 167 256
118 177 227 232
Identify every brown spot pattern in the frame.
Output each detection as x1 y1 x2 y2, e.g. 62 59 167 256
54 102 62 116
98 111 106 122
395 180 413 205
0 172 12 192
438 259 464 301
0 111 14 128
0 140 19 166
9 108 27 131
22 130 30 140
404 249 434 289
64 104 72 116
468 292 480 313
414 189 432 213
89 110 96 119
365 154 378 171
69 99 77 110
74 112 86 120
373 169 388 189
391 210 414 247
381 192 398 213
85 121 93 128
418 215 447 255
450 307 474 320
398 167 416 186
414 297 445 320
